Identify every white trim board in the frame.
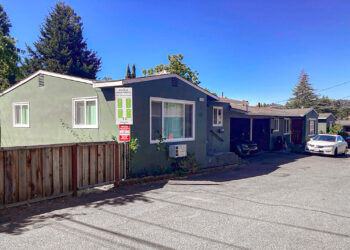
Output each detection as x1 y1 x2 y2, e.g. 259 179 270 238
72 96 99 129
93 74 219 100
12 102 30 128
212 106 223 127
1 70 94 96
283 118 291 135
149 97 196 144
273 118 280 132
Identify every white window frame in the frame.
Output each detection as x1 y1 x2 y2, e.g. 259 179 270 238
284 118 291 135
12 102 30 128
273 118 279 132
72 96 98 129
150 97 195 144
308 118 316 136
213 106 223 127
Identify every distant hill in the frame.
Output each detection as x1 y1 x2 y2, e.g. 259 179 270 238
266 103 284 108
339 99 350 107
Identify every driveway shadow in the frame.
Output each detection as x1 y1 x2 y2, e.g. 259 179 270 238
0 152 311 235
0 181 167 235
185 152 310 183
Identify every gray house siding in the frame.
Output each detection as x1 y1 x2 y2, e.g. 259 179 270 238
318 116 336 134
118 78 209 176
304 110 319 143
206 102 231 154
270 117 291 150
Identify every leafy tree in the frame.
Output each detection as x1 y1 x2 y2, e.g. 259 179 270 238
0 4 11 36
329 124 348 139
125 64 131 78
286 70 318 109
313 96 350 119
131 63 136 78
0 4 21 91
314 96 337 113
257 103 268 107
142 54 200 85
22 2 101 79
335 107 350 120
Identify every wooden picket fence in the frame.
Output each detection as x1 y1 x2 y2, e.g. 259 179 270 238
0 141 129 208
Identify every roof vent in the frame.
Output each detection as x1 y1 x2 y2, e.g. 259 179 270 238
39 74 44 87
155 70 170 75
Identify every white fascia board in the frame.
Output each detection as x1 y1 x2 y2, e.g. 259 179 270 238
40 70 94 84
93 81 123 88
0 70 94 96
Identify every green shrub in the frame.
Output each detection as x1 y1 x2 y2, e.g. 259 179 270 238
329 124 348 139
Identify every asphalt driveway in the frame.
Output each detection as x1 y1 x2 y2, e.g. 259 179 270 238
1 152 350 249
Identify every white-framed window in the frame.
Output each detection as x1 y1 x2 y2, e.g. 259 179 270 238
213 106 223 127
273 118 279 132
72 97 98 128
12 102 30 128
284 118 291 134
150 97 195 143
309 119 316 135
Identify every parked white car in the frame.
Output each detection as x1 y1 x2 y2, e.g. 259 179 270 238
305 134 348 156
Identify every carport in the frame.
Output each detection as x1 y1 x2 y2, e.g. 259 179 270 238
230 118 250 140
252 118 270 150
230 117 271 151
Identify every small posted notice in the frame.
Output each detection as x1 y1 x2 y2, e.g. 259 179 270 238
119 125 130 142
115 87 133 125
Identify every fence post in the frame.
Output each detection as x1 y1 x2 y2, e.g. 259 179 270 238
72 144 78 196
114 143 119 187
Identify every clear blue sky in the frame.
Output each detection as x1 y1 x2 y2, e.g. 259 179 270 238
3 0 350 105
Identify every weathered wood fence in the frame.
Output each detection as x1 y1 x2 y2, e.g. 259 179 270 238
0 141 129 208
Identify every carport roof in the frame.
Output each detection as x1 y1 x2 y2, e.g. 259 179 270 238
318 113 335 119
218 97 316 117
230 105 315 117
336 120 350 126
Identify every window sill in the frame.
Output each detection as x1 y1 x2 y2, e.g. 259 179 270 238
73 125 99 129
13 124 30 128
284 132 291 135
150 137 195 144
213 124 223 127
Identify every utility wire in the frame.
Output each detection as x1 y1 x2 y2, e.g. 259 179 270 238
275 80 350 104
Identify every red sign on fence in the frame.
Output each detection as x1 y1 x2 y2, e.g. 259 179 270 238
119 125 130 142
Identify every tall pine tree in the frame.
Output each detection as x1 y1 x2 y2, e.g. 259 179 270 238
131 64 136 78
0 4 21 91
125 64 131 78
286 70 318 109
23 2 101 79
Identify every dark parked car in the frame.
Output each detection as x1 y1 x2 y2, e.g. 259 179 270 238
231 139 259 157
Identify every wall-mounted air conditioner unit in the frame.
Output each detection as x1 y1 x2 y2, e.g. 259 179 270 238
169 144 187 158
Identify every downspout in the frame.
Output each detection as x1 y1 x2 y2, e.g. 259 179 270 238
250 118 253 141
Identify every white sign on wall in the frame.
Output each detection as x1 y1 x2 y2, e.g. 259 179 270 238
115 87 133 125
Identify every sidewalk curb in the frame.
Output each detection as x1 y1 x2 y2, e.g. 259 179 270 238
117 163 242 187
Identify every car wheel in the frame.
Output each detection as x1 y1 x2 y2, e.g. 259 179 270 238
334 148 338 157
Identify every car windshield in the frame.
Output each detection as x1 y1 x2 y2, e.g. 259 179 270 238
313 135 336 142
